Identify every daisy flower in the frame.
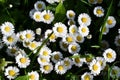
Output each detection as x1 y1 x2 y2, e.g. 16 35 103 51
51 51 63 63
33 11 42 22
34 1 46 11
89 59 101 76
114 35 120 46
81 72 93 80
88 0 97 4
74 33 85 43
84 54 94 65
39 46 51 58
4 66 19 79
68 42 81 54
59 40 68 51
106 16 116 28
28 71 39 80
96 57 106 70
63 57 73 70
2 34 18 46
72 53 85 67
37 56 50 65
69 25 78 35
68 19 76 26
46 0 55 4
29 9 36 19
62 33 75 44
53 22 67 37
103 48 116 63
40 62 53 74
45 29 57 42
93 6 104 17
22 41 31 48
15 53 30 68
0 22 14 36
100 26 109 35
24 30 35 42
78 26 89 37
42 10 54 24
36 28 41 35
110 66 120 79
66 10 75 19
16 31 26 42
78 13 91 26
55 61 67 75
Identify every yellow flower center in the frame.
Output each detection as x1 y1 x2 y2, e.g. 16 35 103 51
99 60 103 66
64 61 70 66
93 64 98 71
58 65 64 71
7 36 14 43
11 48 17 54
44 65 50 71
69 13 74 18
41 58 47 62
75 57 80 63
4 26 11 32
9 70 15 76
112 69 118 75
107 19 113 25
106 52 113 58
96 9 103 15
57 27 63 33
24 41 30 46
38 4 42 9
71 28 76 34
84 75 90 80
81 17 87 23
81 27 87 33
30 42 37 49
43 14 50 20
76 36 82 41
35 14 41 20
30 74 35 80
66 36 73 43
69 20 74 25
54 54 60 60
20 58 27 63
50 33 56 40
43 51 48 56
19 35 24 40
71 45 77 51
62 42 68 48
26 34 32 39
86 57 92 62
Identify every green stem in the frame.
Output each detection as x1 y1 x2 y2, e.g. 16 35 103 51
98 0 113 45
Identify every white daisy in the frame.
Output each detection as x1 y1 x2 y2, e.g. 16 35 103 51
81 72 93 80
36 28 41 35
89 59 101 76
68 42 81 54
103 48 116 63
39 46 51 58
46 0 55 4
24 30 35 42
2 34 18 46
100 26 109 35
0 22 14 36
4 66 19 79
96 57 106 70
72 53 85 67
42 10 54 24
69 25 78 35
53 22 67 37
34 1 46 11
55 61 67 75
66 10 75 19
88 0 97 4
29 9 36 19
28 41 40 51
93 6 104 17
15 53 30 68
78 26 89 37
63 57 73 70
37 56 50 65
110 66 120 79
68 19 76 26
28 71 39 80
33 11 42 22
84 54 94 65
22 41 31 48
78 13 91 26
106 16 116 28
40 62 53 74
45 29 57 42
114 35 120 46
51 51 63 63
74 33 85 43
16 31 25 42
59 40 68 51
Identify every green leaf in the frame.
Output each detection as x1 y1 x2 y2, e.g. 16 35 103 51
15 75 29 80
70 75 79 80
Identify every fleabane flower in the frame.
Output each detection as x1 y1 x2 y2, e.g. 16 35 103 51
66 10 75 19
78 26 89 37
37 56 50 65
0 22 14 36
63 57 73 70
68 19 76 26
15 54 30 68
96 57 106 70
4 66 19 79
100 25 109 35
42 10 54 24
110 66 120 79
74 33 85 43
93 6 104 17
59 40 68 51
81 72 93 80
78 13 91 26
28 71 39 80
46 0 55 4
24 30 35 42
106 16 116 28
53 22 67 37
103 48 116 63
69 25 78 35
33 11 42 22
34 1 46 11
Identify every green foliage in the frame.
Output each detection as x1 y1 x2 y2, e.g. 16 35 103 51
15 75 29 80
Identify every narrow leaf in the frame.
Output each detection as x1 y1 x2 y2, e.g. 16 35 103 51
15 75 29 80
